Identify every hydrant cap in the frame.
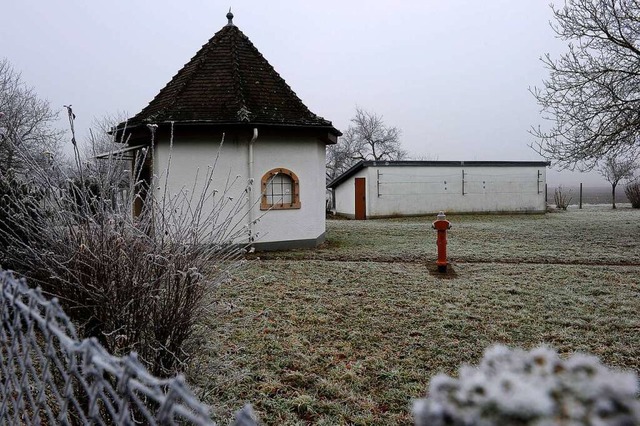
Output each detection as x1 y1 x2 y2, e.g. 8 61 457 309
436 211 446 221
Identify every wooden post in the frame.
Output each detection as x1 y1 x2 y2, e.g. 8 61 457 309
579 183 583 209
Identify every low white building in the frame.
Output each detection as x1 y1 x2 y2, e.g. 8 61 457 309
114 12 340 250
328 160 550 218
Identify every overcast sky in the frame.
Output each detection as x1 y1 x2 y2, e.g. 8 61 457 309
1 0 607 185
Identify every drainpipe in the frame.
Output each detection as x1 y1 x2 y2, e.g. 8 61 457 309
248 128 259 242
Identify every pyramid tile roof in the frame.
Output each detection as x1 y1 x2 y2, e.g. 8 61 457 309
124 13 340 136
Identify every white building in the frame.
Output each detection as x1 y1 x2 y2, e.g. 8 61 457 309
115 12 340 250
328 160 550 218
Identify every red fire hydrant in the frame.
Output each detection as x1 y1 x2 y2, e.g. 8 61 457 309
432 211 452 273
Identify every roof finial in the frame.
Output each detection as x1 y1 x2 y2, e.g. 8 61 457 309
226 8 234 26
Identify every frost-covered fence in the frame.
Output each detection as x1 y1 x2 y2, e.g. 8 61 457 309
0 270 256 425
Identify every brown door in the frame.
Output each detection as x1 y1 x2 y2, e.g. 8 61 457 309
355 178 366 220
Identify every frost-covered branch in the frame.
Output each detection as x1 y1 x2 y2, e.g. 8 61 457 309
531 0 640 170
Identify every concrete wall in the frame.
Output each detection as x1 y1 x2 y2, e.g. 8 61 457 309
334 165 547 217
154 128 327 247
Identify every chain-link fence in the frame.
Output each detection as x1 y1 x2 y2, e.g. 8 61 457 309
0 270 257 425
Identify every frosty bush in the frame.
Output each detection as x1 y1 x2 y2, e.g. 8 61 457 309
553 186 572 210
0 110 250 376
625 180 640 208
413 345 640 426
0 170 44 251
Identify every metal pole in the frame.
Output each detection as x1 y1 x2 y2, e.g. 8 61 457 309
579 183 583 209
462 170 465 195
537 170 542 194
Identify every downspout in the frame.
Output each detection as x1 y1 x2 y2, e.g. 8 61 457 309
248 128 259 242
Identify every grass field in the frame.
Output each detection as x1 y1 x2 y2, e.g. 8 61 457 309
190 205 640 425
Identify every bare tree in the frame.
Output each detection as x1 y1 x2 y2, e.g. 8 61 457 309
0 58 63 177
531 0 640 170
326 130 356 181
349 107 406 162
327 107 406 180
598 155 637 209
82 113 130 186
83 113 129 158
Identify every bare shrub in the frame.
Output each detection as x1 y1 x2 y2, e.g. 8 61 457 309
553 186 572 210
0 171 45 251
625 180 640 208
0 109 250 376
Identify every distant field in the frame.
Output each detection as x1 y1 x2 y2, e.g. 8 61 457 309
192 206 640 425
547 184 630 205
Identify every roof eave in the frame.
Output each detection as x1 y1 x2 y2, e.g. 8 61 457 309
114 120 342 143
327 160 366 189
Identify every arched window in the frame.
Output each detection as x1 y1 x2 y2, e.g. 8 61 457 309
261 168 301 210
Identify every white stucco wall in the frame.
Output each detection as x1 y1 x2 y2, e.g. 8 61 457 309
334 170 367 218
334 165 547 217
251 136 327 244
154 130 327 246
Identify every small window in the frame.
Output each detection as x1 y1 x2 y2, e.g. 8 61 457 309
261 168 301 210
